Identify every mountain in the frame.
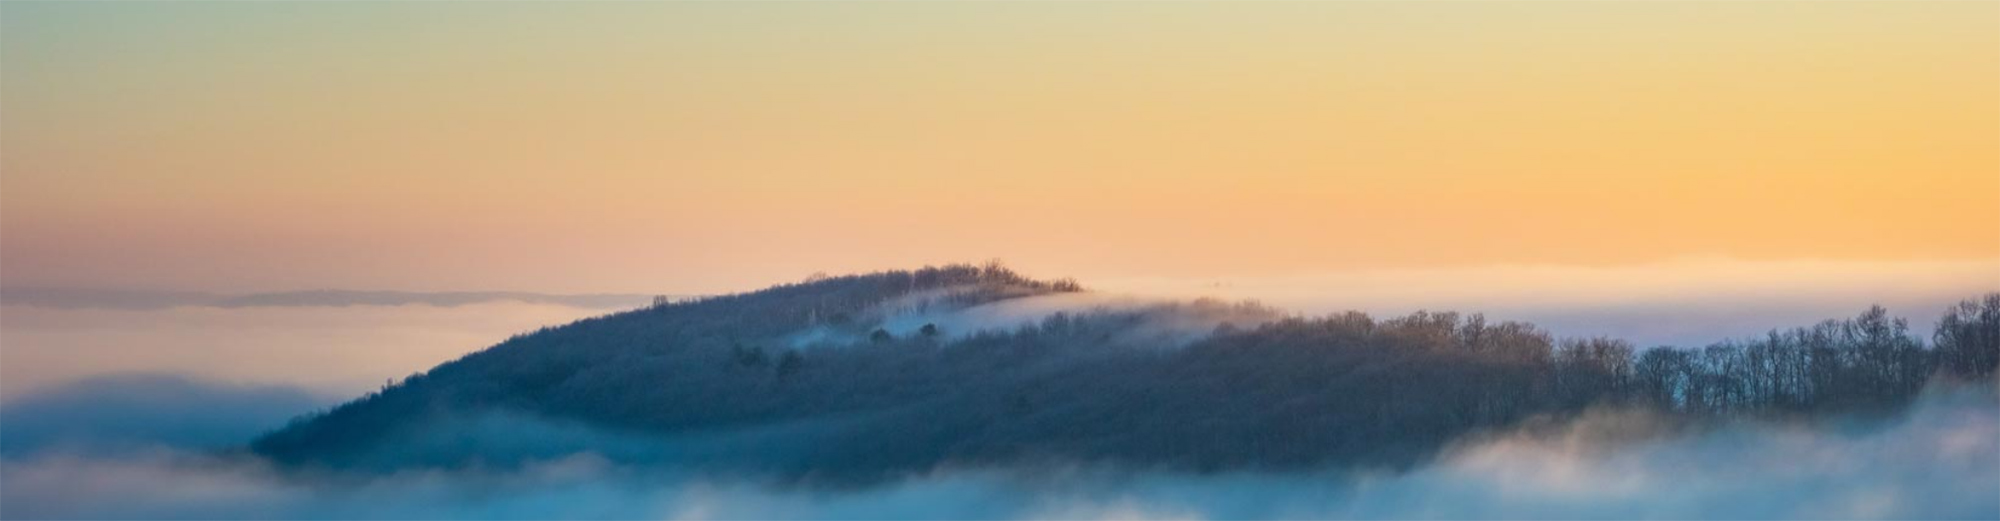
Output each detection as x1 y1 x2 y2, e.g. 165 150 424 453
250 264 2000 482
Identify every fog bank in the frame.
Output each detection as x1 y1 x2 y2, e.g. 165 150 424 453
0 374 332 457
0 302 608 398
4 384 1991 519
0 288 658 311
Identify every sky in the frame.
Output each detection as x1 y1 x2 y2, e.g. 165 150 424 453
2 1 1997 296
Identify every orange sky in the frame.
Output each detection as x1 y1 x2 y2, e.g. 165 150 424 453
2 1 1996 293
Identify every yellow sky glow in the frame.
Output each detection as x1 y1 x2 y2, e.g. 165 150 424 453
2 1 1995 293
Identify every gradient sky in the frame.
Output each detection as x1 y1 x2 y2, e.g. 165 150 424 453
3 1 1996 294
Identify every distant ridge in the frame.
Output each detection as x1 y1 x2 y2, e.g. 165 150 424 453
0 287 665 310
250 263 1999 483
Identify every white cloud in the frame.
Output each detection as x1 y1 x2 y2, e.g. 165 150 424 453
5 386 1992 520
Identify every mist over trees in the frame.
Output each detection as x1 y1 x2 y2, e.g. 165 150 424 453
251 264 2000 482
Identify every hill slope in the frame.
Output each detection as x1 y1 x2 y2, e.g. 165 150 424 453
252 264 1999 482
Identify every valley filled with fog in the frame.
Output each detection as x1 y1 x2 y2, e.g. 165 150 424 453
5 386 1992 519
2 263 1996 519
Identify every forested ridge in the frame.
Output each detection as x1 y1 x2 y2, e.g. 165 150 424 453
251 264 2000 481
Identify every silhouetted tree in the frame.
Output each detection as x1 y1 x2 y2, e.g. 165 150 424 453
1936 294 2000 379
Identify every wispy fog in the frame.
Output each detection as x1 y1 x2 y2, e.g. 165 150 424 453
784 289 1279 349
6 258 1987 398
2 383 1990 519
0 302 609 398
1096 258 2000 346
1 260 1992 519
0 374 332 457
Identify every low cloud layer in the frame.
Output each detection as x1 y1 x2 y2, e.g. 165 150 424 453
0 374 332 457
3 381 1991 519
0 288 658 311
0 302 608 398
8 258 1987 398
3 259 1993 519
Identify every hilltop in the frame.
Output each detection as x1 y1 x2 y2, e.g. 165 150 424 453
251 264 1999 482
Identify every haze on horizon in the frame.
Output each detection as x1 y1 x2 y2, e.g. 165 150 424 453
2 1 1995 296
